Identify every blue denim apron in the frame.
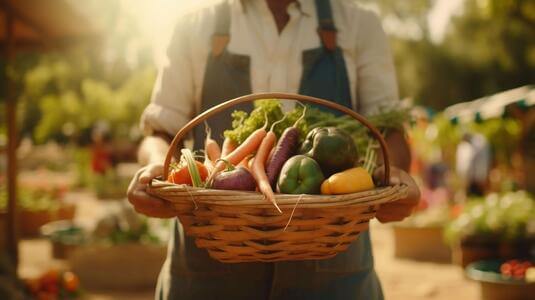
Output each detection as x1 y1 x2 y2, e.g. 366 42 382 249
156 1 383 299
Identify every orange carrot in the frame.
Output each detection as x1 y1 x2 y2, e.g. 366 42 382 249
205 138 221 161
251 130 281 213
204 124 221 174
205 158 215 173
221 137 237 157
238 154 253 170
206 122 269 185
250 117 286 213
248 156 255 170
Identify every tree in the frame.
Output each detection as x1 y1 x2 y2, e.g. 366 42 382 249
6 0 157 145
363 0 534 109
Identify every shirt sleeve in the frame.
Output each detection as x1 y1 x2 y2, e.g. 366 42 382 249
354 9 399 116
140 20 195 136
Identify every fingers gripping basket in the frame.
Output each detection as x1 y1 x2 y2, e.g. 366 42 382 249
148 93 408 263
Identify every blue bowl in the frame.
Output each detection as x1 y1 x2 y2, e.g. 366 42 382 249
465 259 534 300
466 259 533 284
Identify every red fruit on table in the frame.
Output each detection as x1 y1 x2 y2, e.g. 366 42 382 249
500 263 512 275
62 271 80 292
501 259 533 279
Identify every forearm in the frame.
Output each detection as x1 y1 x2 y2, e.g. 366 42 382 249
138 135 170 166
384 129 411 172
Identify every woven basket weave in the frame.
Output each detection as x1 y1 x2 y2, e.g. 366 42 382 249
148 93 408 263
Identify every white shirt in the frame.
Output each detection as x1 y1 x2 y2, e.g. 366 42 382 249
456 134 490 183
141 0 399 136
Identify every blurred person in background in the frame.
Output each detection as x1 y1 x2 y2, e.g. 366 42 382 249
456 132 491 196
90 121 113 175
127 0 420 299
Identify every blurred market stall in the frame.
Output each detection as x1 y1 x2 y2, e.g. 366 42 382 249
444 85 535 193
0 0 99 275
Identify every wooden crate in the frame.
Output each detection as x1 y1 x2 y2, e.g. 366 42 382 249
19 203 76 237
453 238 533 268
478 281 535 300
69 243 167 291
393 225 452 263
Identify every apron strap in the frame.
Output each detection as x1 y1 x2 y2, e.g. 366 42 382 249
314 0 337 51
212 0 231 57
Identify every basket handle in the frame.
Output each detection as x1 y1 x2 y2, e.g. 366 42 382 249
163 93 391 185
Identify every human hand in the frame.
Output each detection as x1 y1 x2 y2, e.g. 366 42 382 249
127 163 177 218
373 166 421 223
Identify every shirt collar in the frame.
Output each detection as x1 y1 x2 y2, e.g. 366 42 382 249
235 0 313 16
296 0 314 16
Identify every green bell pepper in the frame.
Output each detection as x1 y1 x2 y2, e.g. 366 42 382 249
299 127 358 176
277 155 325 194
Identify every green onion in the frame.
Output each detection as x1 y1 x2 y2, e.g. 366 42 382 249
181 149 202 187
363 139 378 174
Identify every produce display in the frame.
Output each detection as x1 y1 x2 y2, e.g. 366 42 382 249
91 202 168 245
41 202 168 251
0 185 75 237
0 185 65 213
166 100 406 210
395 204 452 228
500 259 534 280
445 191 535 243
25 269 81 300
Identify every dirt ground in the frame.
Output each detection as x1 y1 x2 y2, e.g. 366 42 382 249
18 191 480 300
370 221 479 300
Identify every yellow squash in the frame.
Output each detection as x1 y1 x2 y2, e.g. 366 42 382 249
321 167 374 195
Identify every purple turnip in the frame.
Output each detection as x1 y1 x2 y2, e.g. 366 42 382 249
212 166 256 191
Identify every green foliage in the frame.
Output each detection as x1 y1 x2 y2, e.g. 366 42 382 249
0 0 156 145
469 118 522 166
72 148 92 189
3 0 532 145
224 100 308 144
409 114 462 166
105 220 160 245
17 51 156 144
71 148 131 199
363 0 534 109
0 185 63 212
304 106 411 159
224 100 410 162
444 191 535 244
92 205 168 245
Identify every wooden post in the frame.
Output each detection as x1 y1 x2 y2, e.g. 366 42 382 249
5 11 18 268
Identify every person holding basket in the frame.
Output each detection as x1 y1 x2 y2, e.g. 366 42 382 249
127 0 420 299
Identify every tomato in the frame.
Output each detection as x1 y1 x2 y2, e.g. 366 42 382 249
501 263 512 276
62 271 80 292
501 260 533 279
39 269 59 288
168 161 208 185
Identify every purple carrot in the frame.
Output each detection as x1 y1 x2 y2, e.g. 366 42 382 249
265 105 307 188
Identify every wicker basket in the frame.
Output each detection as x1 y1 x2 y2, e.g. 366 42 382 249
148 93 408 263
